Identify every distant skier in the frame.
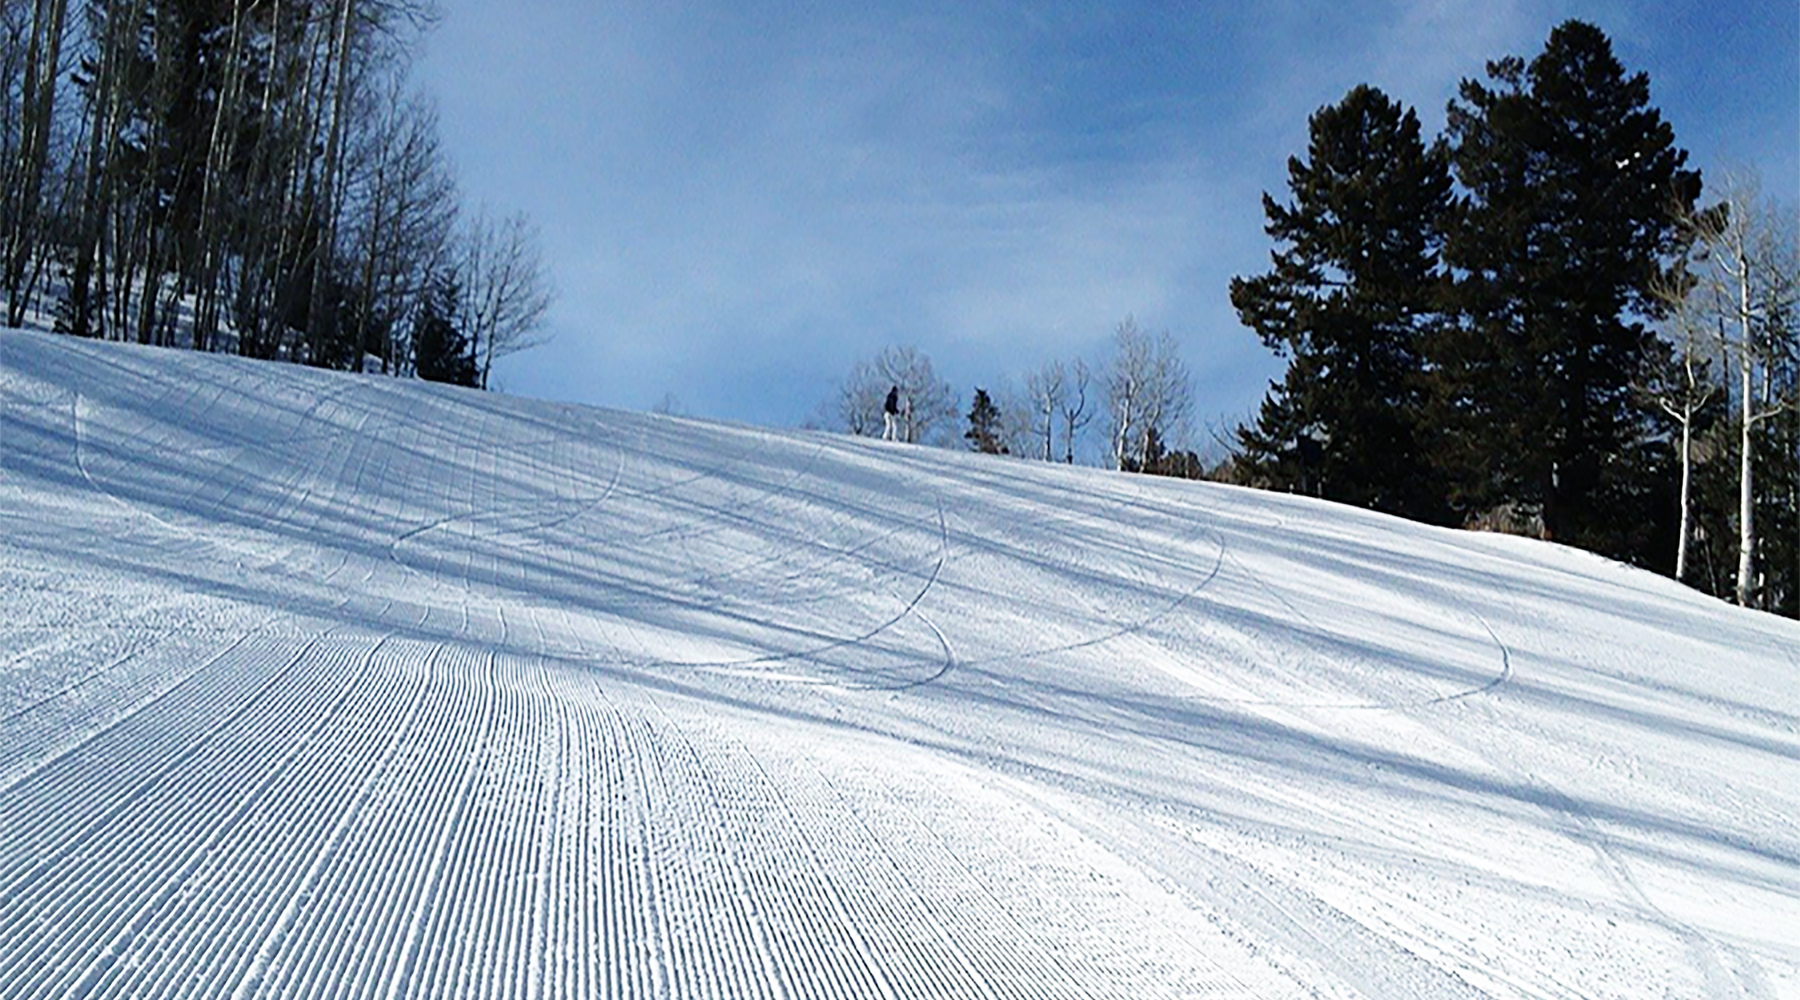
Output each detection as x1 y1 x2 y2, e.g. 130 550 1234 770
883 385 901 441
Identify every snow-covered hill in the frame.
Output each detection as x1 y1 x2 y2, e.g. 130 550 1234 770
3 328 1797 999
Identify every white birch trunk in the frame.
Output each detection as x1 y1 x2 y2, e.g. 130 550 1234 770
1737 354 1756 607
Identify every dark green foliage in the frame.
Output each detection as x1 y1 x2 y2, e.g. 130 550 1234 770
1764 403 1800 616
292 258 362 371
1230 84 1453 524
52 243 98 338
965 387 1007 455
1436 20 1701 558
1234 380 1325 495
1126 425 1205 480
1687 378 1800 613
413 276 478 387
1227 21 1745 591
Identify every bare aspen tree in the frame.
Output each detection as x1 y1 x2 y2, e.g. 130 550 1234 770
234 0 311 358
985 377 1032 457
192 0 253 352
233 0 434 361
890 347 956 445
129 1 171 344
1106 319 1146 469
835 356 884 437
1686 174 1800 607
458 208 553 388
0 6 25 155
1141 342 1194 468
3 0 69 326
835 345 958 444
86 0 148 341
1646 261 1721 583
0 3 31 306
1058 357 1093 464
63 0 147 340
342 78 456 373
7 0 500 388
1024 359 1065 461
1105 317 1192 471
302 0 356 363
122 0 206 347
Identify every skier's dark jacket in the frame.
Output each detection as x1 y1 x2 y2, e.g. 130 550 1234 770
884 387 900 415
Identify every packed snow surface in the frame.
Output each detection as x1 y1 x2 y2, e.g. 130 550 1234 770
2 329 1797 999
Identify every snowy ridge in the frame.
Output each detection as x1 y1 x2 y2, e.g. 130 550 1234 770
2 328 1797 999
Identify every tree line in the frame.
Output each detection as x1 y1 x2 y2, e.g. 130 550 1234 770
1230 20 1797 613
0 0 551 385
824 22 1798 617
824 315 1200 476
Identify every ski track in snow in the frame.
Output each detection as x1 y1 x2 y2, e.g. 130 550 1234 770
4 329 1799 999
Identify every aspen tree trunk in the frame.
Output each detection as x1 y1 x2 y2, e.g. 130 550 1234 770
1676 414 1693 582
1733 234 1758 608
1111 381 1135 471
133 8 172 348
234 0 287 356
305 0 354 366
4 0 69 326
194 0 249 352
1708 179 1800 610
109 182 131 336
269 0 328 358
255 0 323 359
67 0 124 338
356 87 401 373
1738 353 1755 607
135 211 162 345
358 161 390 370
1791 402 1800 619
1656 333 1711 585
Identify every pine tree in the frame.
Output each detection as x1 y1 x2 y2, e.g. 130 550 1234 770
1437 20 1700 556
1235 377 1324 495
413 276 478 387
965 387 1007 455
1230 85 1452 523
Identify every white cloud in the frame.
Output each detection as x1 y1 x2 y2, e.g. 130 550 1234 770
444 0 1791 433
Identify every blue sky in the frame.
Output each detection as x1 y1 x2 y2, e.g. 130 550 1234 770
414 0 1798 447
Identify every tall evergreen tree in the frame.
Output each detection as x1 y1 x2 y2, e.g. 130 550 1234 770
1437 20 1700 556
965 387 1007 455
413 275 478 387
1230 84 1452 523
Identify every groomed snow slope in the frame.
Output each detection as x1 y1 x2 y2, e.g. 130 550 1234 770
2 328 1797 999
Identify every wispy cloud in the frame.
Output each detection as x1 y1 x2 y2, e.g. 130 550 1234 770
425 0 1797 432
